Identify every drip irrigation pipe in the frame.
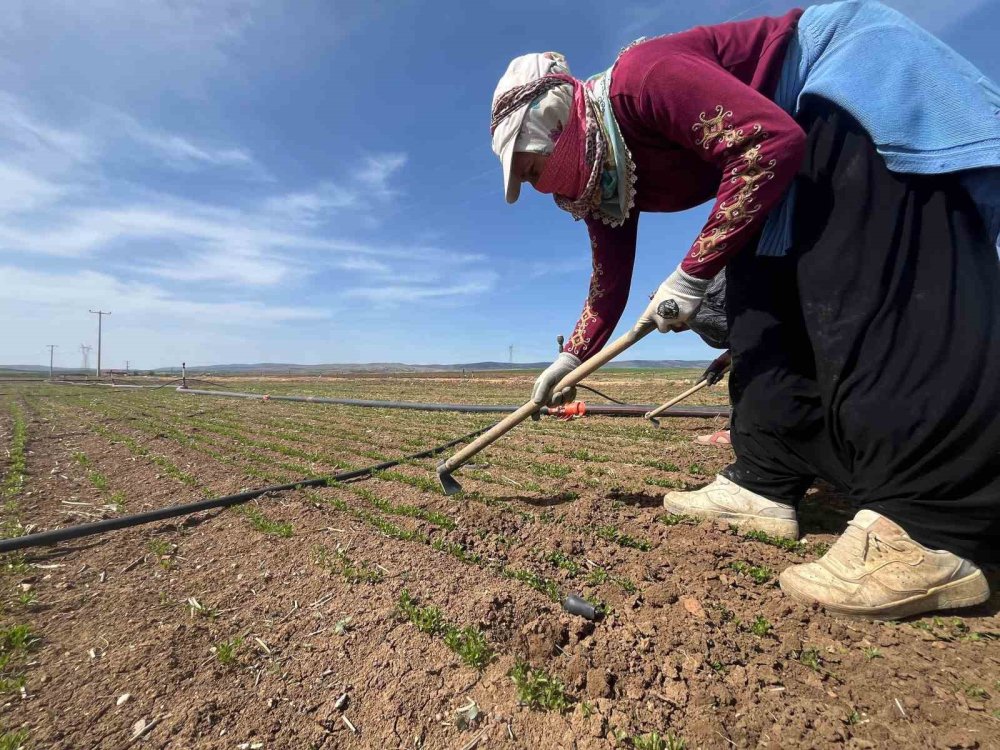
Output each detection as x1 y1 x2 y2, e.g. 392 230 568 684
0 425 491 554
574 383 628 405
175 387 730 418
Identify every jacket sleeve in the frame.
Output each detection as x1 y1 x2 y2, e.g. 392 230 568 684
563 213 638 361
637 54 805 278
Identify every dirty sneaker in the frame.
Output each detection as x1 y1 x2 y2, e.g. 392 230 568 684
662 474 798 539
779 509 990 620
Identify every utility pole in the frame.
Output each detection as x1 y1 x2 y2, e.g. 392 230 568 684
46 344 57 380
80 344 92 371
88 310 111 377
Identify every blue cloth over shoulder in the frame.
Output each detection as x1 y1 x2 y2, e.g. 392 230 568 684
759 0 1000 256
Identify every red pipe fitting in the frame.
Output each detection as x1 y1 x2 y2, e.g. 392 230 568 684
549 401 587 420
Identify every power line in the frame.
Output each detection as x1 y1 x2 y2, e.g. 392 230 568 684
80 344 92 371
88 310 111 377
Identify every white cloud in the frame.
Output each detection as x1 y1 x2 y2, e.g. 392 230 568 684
357 153 408 198
263 183 360 225
109 110 260 171
0 93 96 172
344 272 498 305
0 265 328 325
0 164 67 216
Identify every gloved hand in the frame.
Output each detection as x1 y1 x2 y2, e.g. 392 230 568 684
531 352 580 405
701 350 732 385
636 268 710 333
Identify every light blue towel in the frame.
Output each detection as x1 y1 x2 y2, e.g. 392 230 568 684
759 0 1000 256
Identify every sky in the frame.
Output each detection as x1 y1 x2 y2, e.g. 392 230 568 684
1 0 998 369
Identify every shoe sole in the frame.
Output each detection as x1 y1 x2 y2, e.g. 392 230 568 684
779 569 991 621
661 496 799 540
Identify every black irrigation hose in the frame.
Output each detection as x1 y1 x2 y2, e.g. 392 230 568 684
0 425 492 554
175 387 730 418
574 383 629 405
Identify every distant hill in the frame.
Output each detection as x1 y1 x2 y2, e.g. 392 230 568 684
1 359 711 375
166 360 711 374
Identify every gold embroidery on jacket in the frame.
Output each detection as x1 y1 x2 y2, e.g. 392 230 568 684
690 107 775 260
566 248 606 355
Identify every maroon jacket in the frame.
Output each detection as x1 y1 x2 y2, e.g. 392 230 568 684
563 9 804 360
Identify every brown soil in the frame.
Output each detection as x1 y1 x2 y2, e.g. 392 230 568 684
0 378 998 750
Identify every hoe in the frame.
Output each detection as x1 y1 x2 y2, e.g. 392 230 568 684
644 349 730 427
437 310 672 495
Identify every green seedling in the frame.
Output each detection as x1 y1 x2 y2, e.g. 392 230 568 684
862 647 882 660
644 477 684 489
510 661 573 712
740 529 805 552
238 505 293 537
504 568 561 602
799 648 823 672
0 729 29 750
634 731 686 750
641 459 680 472
528 462 572 479
596 525 653 551
212 637 243 666
147 538 175 569
963 684 989 700
431 539 483 565
750 616 772 637
728 561 774 584
545 550 581 576
397 591 493 670
186 597 218 619
659 513 697 526
443 625 493 670
847 710 863 725
397 590 445 634
687 463 707 475
0 625 35 654
353 485 455 529
568 449 609 462
334 617 352 635
15 590 36 608
313 546 383 584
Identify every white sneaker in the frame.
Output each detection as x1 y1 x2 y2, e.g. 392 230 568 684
779 509 990 620
662 474 799 539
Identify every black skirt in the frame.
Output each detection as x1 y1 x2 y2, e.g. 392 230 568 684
723 98 1000 563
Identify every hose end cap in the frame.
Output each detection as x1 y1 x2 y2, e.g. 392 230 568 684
563 593 599 620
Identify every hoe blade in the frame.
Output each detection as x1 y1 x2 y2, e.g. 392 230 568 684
437 466 463 496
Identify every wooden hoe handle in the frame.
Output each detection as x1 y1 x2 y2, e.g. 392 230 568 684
437 322 655 482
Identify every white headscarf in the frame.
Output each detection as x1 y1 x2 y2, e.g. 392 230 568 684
513 84 574 155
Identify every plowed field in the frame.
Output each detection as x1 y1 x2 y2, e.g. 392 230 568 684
0 373 997 749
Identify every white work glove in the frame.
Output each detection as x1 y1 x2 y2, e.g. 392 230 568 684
531 352 580 405
636 267 711 333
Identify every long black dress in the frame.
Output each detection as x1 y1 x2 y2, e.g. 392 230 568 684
723 97 1000 564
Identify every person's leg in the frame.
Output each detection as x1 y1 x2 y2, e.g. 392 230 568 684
778 99 997 616
662 243 838 539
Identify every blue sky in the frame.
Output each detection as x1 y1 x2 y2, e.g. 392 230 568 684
2 0 997 369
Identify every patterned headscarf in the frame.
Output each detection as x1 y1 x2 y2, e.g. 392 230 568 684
491 52 636 227
492 71 610 221
513 85 573 155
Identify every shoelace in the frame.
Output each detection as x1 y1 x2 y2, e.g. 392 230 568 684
841 519 892 564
